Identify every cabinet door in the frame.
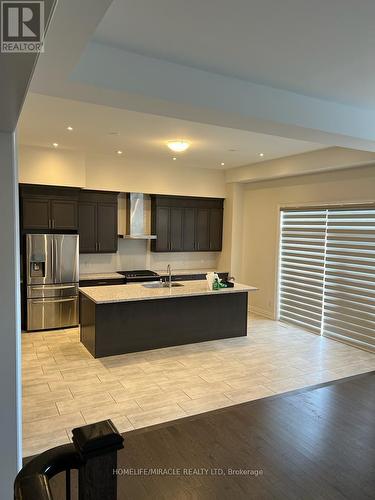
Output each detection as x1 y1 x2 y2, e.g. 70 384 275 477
22 197 50 230
170 208 183 251
154 207 170 252
78 202 97 253
97 203 118 253
183 208 196 251
50 199 78 230
209 208 223 251
195 208 210 251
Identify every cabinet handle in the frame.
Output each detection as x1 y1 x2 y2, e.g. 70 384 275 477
48 219 51 229
197 242 200 250
98 242 101 252
52 219 55 229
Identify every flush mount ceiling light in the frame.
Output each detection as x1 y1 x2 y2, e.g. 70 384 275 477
167 140 190 153
52 142 58 148
221 162 225 166
67 126 73 131
117 150 123 155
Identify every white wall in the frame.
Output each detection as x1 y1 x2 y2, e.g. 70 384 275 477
0 132 22 497
240 164 375 318
85 153 226 198
19 145 86 187
18 145 226 198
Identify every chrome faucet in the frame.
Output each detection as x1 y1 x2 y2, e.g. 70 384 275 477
167 264 172 288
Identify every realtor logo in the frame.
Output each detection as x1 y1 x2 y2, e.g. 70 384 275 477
1 1 44 53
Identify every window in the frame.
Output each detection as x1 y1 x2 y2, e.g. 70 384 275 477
279 207 375 352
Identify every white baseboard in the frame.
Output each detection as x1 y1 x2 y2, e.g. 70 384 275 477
249 306 275 320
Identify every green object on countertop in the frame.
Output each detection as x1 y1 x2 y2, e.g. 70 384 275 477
213 277 220 290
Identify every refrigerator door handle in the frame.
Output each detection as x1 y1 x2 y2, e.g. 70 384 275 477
32 285 76 290
31 297 77 304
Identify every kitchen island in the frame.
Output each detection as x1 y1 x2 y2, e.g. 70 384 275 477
79 280 257 358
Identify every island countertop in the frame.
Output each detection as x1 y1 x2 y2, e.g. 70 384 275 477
79 280 257 304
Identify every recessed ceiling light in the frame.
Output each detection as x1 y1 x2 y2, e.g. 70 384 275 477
167 140 190 153
52 143 58 148
117 150 123 155
221 162 225 166
259 153 264 157
67 126 73 131
172 157 177 161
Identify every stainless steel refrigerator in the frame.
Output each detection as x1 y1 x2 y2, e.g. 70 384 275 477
26 234 79 331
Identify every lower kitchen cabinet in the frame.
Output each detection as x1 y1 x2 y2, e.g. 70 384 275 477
151 195 224 252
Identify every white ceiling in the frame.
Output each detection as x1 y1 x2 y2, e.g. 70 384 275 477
93 0 375 109
18 94 325 169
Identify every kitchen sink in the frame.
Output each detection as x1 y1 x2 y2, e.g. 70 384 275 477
142 282 184 288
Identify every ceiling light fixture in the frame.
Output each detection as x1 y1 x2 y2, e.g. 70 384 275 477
259 153 264 157
172 157 177 161
221 162 225 166
52 142 58 148
167 140 190 153
67 126 73 131
117 150 123 155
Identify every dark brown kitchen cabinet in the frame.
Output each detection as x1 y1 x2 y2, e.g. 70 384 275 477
183 208 196 251
22 197 50 230
209 208 224 251
50 199 78 230
153 207 170 252
170 208 184 251
151 195 224 252
78 202 97 253
195 208 210 251
152 206 183 252
78 191 118 254
20 185 79 231
97 203 118 253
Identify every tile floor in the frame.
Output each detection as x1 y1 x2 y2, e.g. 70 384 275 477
22 315 375 457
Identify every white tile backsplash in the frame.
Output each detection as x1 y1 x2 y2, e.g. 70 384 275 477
79 239 220 274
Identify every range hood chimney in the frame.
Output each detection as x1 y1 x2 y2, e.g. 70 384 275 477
118 193 157 240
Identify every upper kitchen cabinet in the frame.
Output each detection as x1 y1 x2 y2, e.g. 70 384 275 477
151 195 224 252
78 190 118 254
20 185 79 231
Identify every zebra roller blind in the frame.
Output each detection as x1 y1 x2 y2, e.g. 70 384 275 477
279 207 375 352
279 210 326 334
324 209 375 350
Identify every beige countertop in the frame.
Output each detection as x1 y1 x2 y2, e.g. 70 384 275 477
79 280 257 304
156 268 228 277
79 272 124 281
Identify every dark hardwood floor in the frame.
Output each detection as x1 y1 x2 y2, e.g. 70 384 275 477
49 372 375 499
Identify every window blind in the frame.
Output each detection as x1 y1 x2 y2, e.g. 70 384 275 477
323 209 375 351
279 207 375 352
279 210 327 334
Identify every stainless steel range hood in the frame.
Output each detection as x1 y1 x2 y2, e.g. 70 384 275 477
118 193 157 240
